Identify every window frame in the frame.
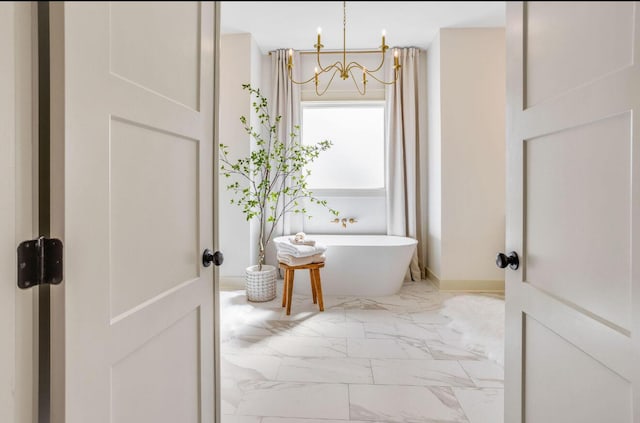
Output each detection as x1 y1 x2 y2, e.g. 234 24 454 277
300 100 386 197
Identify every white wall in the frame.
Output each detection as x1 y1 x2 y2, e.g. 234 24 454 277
219 34 262 278
427 28 506 286
248 36 264 267
427 33 442 279
302 195 386 234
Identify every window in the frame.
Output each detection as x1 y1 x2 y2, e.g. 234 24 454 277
301 102 385 191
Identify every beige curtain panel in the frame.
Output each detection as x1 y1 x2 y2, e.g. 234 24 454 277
266 49 302 267
385 47 426 281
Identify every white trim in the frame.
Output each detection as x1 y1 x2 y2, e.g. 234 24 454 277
310 188 385 197
427 268 504 293
301 90 385 102
301 100 385 108
219 276 246 291
435 279 505 293
426 267 440 284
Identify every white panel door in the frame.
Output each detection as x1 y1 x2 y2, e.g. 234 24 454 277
505 2 639 422
50 2 218 422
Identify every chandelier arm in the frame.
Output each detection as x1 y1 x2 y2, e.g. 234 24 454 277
345 61 363 72
347 68 367 96
316 52 345 74
315 52 336 74
343 61 392 85
365 52 386 74
316 60 344 75
315 68 341 96
288 66 322 85
288 60 343 86
343 53 386 75
366 66 401 85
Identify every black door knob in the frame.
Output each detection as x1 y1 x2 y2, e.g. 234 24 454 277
203 249 224 267
496 251 519 270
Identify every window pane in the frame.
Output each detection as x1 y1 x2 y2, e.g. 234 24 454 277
302 105 384 189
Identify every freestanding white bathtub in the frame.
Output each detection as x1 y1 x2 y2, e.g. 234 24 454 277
275 235 418 296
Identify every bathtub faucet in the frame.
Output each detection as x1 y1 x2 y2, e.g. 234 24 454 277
330 217 358 228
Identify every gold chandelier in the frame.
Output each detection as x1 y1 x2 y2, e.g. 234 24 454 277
287 1 401 96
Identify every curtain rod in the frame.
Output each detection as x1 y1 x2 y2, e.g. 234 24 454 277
268 49 387 56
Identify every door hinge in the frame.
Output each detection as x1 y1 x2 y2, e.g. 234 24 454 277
17 236 63 289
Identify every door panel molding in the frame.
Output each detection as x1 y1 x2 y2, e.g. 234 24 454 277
521 283 632 379
524 2 635 108
523 314 632 422
521 67 635 139
108 2 202 111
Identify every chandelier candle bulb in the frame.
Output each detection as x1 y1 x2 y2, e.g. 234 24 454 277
363 67 367 84
288 48 293 66
317 27 322 48
394 49 399 67
382 29 386 48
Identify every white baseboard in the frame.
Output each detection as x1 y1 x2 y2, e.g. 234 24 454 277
224 272 503 294
219 276 245 291
426 267 441 285
426 267 504 293
436 279 504 293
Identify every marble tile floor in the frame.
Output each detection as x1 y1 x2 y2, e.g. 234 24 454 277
221 280 504 423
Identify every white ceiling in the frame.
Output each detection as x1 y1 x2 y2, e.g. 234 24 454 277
221 1 506 53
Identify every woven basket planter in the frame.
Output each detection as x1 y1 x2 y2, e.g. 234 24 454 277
245 264 277 302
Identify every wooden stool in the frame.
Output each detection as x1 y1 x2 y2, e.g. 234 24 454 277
278 262 325 316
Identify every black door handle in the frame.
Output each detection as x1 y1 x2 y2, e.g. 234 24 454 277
496 251 519 270
203 249 224 267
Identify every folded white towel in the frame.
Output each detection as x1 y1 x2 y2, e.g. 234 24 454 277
274 238 327 258
277 252 325 267
277 243 326 257
289 236 316 246
288 232 316 246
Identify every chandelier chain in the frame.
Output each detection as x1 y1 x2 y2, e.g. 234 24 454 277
343 1 346 71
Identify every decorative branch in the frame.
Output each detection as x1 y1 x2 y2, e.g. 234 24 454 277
220 84 339 270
